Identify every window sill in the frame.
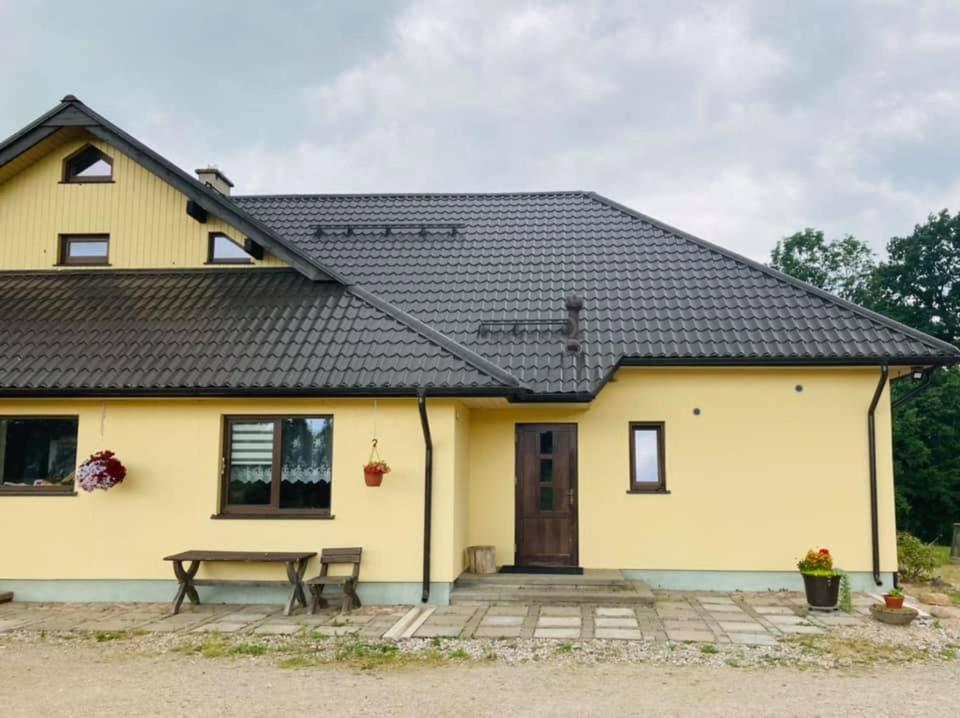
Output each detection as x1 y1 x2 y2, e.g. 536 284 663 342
54 263 112 268
204 260 253 266
0 488 77 497
58 180 115 184
626 489 671 495
210 512 335 520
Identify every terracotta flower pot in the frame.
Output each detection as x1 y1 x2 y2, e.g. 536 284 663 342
883 595 905 609
364 468 384 487
802 573 841 610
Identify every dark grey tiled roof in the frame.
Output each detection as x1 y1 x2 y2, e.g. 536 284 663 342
234 192 959 394
0 270 515 394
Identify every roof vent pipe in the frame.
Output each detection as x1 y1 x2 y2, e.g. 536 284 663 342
195 166 234 196
565 295 583 353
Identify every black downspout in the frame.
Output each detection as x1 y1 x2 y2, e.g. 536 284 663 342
867 365 889 587
417 389 433 603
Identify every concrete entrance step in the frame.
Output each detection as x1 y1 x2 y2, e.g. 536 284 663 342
450 570 654 606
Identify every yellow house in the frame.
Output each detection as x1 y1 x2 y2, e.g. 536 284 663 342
0 96 957 605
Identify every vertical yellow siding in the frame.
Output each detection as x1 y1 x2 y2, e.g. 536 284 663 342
0 134 287 270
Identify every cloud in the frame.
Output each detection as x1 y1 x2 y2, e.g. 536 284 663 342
206 0 960 259
5 0 958 261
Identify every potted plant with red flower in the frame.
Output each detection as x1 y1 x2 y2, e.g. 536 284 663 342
363 460 391 487
363 438 391 487
797 547 842 610
76 450 127 492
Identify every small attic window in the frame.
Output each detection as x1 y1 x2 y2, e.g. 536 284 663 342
63 145 113 183
208 232 254 264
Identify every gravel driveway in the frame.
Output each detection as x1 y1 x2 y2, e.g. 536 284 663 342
2 641 957 717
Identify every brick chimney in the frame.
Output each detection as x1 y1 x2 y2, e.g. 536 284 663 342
195 166 234 196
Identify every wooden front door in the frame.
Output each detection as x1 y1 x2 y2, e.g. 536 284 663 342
515 424 578 566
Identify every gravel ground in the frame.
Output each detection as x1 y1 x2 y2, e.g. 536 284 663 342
1 639 959 717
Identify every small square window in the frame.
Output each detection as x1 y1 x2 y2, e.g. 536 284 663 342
62 145 113 183
0 417 78 493
629 422 666 493
208 232 254 264
59 234 109 266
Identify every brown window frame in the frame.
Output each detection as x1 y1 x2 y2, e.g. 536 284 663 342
58 234 110 266
207 232 253 265
628 421 668 494
61 144 114 184
216 415 334 519
0 415 79 496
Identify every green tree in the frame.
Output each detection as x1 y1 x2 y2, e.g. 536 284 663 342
870 209 960 346
771 217 960 543
770 228 877 301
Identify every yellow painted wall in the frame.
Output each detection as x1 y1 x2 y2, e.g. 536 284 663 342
0 134 286 270
467 368 898 574
0 368 902 589
0 398 458 584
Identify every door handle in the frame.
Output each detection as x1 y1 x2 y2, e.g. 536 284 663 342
568 488 574 508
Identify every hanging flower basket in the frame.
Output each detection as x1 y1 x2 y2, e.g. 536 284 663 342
77 450 127 492
363 439 390 487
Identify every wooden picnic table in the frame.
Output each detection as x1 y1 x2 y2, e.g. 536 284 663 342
162 550 317 616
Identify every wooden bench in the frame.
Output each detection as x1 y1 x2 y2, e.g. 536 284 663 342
162 550 316 616
304 547 363 614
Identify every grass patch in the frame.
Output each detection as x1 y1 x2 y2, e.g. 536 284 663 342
555 642 575 654
700 644 719 654
785 634 930 666
89 630 144 643
176 635 273 659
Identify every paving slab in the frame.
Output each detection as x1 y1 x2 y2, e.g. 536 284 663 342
718 621 767 633
662 619 710 632
481 615 524 627
539 606 582 617
253 624 301 635
594 617 638 628
534 627 581 639
665 629 715 642
537 616 581 628
752 605 796 615
220 613 270 623
485 606 528 616
705 605 748 614
596 607 636 617
473 626 522 639
414 623 464 638
595 628 645 640
699 597 736 605
73 619 150 632
426 613 474 626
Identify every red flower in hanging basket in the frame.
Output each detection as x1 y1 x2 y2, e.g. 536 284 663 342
363 460 391 487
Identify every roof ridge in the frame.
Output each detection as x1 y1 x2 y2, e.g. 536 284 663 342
348 284 523 389
586 191 960 359
233 191 592 201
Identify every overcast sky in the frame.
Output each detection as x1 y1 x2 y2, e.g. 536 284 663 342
2 0 959 259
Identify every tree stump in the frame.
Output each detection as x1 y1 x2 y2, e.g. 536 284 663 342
951 523 960 565
466 545 497 575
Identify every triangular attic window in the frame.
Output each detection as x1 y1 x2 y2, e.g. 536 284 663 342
63 145 113 182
